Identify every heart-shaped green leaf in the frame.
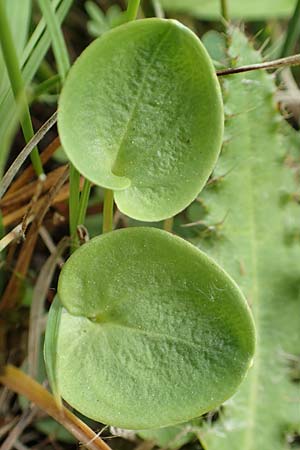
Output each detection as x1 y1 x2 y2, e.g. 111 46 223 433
45 227 255 429
58 18 223 221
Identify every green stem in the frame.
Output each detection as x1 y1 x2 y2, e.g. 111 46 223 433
69 177 80 253
126 0 141 21
103 189 114 234
69 166 80 238
152 0 164 18
77 179 92 226
31 75 60 100
220 0 229 22
69 167 82 243
0 0 44 177
280 0 300 57
37 0 70 81
38 0 81 243
69 165 81 242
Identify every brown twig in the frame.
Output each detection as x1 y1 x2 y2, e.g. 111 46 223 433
0 165 67 210
38 226 65 266
0 112 57 199
217 53 300 76
0 217 34 252
0 416 19 440
0 406 38 450
5 136 61 196
0 365 112 450
2 178 84 228
0 167 69 312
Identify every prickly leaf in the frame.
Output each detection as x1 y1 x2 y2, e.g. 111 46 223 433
45 227 255 429
58 18 223 221
194 28 300 450
160 0 297 20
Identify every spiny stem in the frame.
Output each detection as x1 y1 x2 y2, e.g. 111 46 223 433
220 0 229 22
0 365 112 450
126 0 141 21
103 189 114 234
281 0 300 57
217 53 300 76
0 0 44 177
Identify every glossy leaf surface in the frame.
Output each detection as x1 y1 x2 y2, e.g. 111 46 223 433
160 0 297 20
58 18 223 221
46 227 255 429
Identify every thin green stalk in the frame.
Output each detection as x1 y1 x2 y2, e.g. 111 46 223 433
21 0 61 67
37 0 70 81
152 0 164 18
126 0 141 21
69 167 80 237
37 60 56 81
280 0 300 57
77 179 92 226
31 75 60 100
103 189 114 234
0 0 44 177
38 0 81 241
0 0 72 176
220 0 229 22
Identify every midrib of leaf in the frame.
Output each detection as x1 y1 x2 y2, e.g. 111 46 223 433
91 320 204 351
112 27 172 175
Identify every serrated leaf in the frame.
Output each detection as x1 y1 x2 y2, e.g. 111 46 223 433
194 27 300 450
58 18 223 221
45 227 255 430
160 0 297 20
